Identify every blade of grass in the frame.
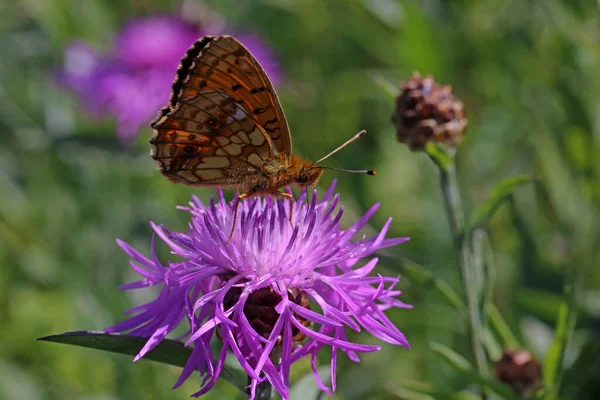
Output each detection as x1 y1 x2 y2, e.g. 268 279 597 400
429 342 519 400
467 175 535 233
377 252 466 315
487 304 520 349
543 283 577 400
368 70 398 101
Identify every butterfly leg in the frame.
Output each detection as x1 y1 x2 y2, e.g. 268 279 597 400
272 191 294 229
226 192 250 244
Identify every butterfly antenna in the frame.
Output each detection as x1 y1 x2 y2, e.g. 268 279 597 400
316 130 367 164
320 166 376 175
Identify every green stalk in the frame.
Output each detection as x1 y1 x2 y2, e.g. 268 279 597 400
249 375 273 400
434 156 489 392
543 257 584 400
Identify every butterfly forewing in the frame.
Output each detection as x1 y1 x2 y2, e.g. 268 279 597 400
150 35 291 188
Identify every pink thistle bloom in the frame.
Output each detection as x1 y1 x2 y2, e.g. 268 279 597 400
107 182 411 399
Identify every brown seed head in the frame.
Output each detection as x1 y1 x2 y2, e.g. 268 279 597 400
495 349 543 398
392 72 467 151
221 285 311 360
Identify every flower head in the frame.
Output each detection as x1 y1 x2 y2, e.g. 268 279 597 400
107 182 410 399
495 349 542 398
392 72 467 151
57 16 282 145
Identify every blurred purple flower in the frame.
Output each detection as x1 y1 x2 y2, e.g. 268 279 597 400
57 16 282 145
107 182 410 399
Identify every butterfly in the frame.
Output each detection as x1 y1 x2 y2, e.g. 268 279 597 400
150 35 374 238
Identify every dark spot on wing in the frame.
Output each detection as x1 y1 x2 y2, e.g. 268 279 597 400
250 87 266 94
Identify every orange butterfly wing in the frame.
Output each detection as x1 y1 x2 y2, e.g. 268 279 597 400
150 35 291 187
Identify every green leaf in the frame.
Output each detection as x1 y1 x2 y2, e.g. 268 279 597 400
289 366 330 400
467 175 534 232
388 386 438 400
377 253 466 314
516 288 594 328
450 391 483 400
561 339 600 399
425 142 454 170
487 304 520 348
368 71 398 101
38 331 244 391
481 327 503 362
429 342 520 400
38 331 192 367
543 301 569 399
429 342 473 371
543 283 577 400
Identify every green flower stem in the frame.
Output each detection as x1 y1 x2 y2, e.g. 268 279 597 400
435 157 489 392
249 375 273 400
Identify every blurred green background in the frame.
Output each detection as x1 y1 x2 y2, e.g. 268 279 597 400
1 0 599 399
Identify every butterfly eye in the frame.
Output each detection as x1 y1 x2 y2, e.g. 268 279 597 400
183 145 196 154
297 171 309 184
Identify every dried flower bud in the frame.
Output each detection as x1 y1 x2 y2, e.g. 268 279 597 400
392 72 467 151
495 349 542 397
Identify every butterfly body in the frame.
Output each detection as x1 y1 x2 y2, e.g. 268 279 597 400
150 35 324 199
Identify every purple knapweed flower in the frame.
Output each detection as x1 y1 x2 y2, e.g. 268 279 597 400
57 16 282 145
107 182 410 399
